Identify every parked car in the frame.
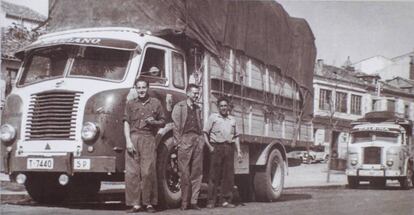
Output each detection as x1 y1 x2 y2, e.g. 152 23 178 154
287 151 308 163
307 151 329 163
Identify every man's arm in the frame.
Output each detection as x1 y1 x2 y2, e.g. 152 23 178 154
123 101 135 153
234 136 242 160
171 103 181 145
124 121 136 153
232 118 242 160
203 132 214 152
202 114 215 152
145 99 166 128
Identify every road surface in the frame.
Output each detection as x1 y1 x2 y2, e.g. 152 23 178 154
1 185 413 215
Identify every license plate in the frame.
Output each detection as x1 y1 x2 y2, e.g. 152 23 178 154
27 158 54 169
74 159 91 170
359 169 384 176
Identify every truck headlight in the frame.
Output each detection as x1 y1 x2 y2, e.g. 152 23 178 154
81 122 99 142
386 160 394 167
351 159 358 166
0 124 16 144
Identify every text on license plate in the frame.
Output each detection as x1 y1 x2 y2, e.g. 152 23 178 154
74 159 91 170
27 158 54 169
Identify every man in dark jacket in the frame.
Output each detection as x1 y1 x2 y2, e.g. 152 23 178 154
171 84 204 210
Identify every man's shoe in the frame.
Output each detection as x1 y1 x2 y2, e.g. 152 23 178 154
190 204 201 210
146 205 156 213
222 202 236 208
180 205 187 210
126 205 143 213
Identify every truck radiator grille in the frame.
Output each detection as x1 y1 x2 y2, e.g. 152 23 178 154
25 91 81 140
363 147 382 164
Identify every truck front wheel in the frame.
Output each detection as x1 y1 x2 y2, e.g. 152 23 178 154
253 149 285 202
347 176 359 189
25 173 69 204
157 137 181 208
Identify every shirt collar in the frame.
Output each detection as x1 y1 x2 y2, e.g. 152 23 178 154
217 113 230 119
137 97 151 105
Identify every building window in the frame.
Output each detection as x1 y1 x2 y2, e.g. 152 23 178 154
335 92 347 113
404 104 409 118
372 99 380 111
350 95 362 115
319 89 332 111
387 99 395 112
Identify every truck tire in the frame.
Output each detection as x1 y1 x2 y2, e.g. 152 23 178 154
25 173 68 204
157 137 181 208
347 176 359 189
369 178 386 188
399 164 413 190
68 175 101 199
253 149 285 202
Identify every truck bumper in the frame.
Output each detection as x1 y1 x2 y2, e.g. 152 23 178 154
4 154 116 174
346 169 402 177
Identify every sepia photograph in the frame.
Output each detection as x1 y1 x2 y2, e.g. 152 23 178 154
0 0 413 214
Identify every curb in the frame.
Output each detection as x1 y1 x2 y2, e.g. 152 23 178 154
285 184 346 190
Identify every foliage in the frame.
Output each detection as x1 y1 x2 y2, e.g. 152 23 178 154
1 23 44 58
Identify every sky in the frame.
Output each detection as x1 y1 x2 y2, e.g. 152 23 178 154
6 0 414 67
279 0 414 66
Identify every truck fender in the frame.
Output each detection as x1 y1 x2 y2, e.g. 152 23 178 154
255 142 288 175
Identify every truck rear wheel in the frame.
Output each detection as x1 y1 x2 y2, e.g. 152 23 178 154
157 137 181 208
253 149 285 202
25 173 69 204
347 176 359 189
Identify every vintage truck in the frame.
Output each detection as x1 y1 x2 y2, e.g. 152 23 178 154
346 111 414 189
0 0 316 205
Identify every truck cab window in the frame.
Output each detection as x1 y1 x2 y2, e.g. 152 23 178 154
172 52 185 89
140 48 166 85
19 46 69 85
70 47 130 81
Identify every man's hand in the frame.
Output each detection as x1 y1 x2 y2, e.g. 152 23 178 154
126 139 136 154
208 144 215 153
144 116 156 125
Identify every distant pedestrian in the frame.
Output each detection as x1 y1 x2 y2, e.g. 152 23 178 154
171 84 204 210
123 79 165 213
203 96 242 208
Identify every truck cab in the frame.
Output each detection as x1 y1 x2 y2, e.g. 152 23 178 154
0 27 190 203
346 111 414 189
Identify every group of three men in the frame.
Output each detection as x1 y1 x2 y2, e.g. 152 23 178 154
123 79 242 213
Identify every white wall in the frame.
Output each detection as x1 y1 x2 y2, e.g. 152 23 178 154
354 56 393 75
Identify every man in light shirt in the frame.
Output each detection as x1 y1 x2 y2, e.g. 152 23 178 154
203 96 242 208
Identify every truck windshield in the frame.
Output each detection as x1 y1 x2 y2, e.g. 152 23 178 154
19 46 70 85
69 46 130 80
351 131 400 144
18 46 131 85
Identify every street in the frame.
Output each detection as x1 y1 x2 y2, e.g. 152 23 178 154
1 186 413 215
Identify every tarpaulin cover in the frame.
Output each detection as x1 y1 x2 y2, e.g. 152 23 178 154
48 0 316 114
